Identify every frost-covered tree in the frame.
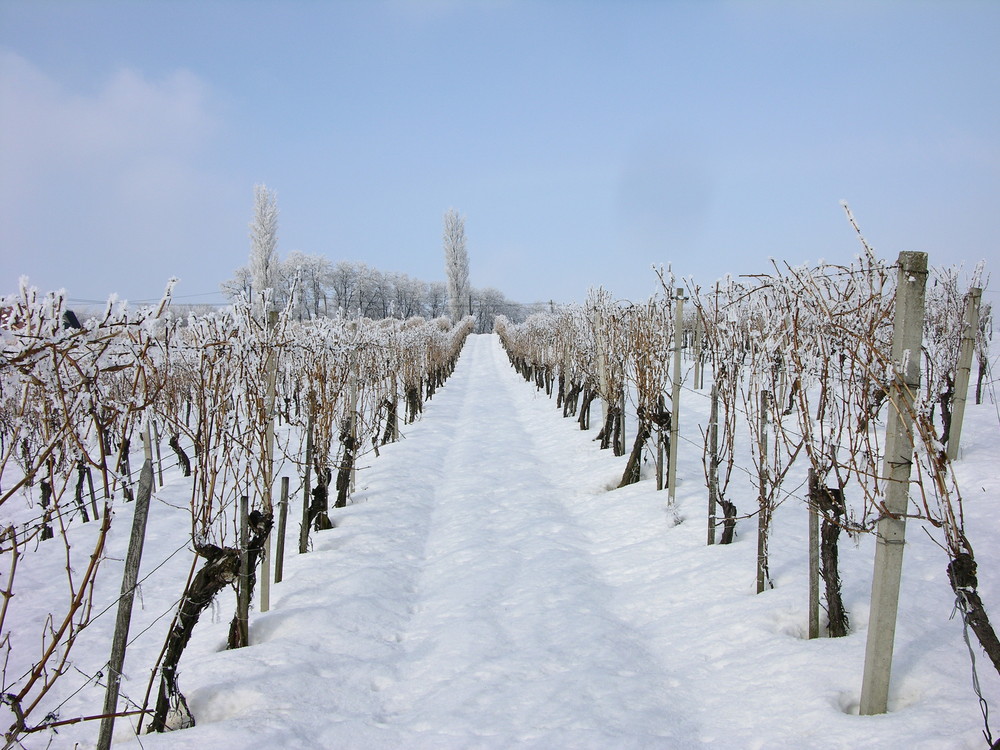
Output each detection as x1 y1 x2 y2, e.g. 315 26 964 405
390 272 428 319
427 280 448 319
249 183 279 317
221 264 252 302
443 208 470 323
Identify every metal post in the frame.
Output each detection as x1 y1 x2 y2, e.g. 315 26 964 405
274 476 289 584
236 494 250 648
756 390 770 594
656 396 665 492
860 251 928 715
86 464 99 521
299 409 314 555
617 390 626 457
390 374 399 442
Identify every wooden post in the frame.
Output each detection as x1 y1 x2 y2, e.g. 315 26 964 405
299 410 314 555
260 309 278 613
96 459 153 750
756 390 770 595
808 469 820 639
142 422 153 463
274 476 289 584
946 287 981 461
667 288 685 507
235 494 250 648
860 251 928 715
707 385 719 545
119 438 133 503
151 418 164 488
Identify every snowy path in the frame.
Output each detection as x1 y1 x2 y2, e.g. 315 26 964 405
371 334 690 745
121 334 698 749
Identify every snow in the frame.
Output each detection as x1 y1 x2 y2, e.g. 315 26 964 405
9 334 1000 748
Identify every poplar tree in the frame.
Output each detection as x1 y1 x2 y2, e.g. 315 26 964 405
249 183 279 318
443 208 470 324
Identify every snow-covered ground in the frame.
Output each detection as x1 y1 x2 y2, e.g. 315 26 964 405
11 333 1000 748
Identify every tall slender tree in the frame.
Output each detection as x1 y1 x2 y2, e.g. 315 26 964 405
249 183 279 318
443 208 470 323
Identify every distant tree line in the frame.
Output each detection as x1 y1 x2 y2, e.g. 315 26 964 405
221 253 537 333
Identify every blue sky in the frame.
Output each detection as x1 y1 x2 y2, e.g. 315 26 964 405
1 0 998 306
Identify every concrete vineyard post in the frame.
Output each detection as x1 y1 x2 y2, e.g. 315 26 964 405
261 309 278 613
667 288 684 507
595 307 609 431
694 314 704 390
151 418 164 488
946 287 981 461
96 459 153 750
707 384 719 545
808 469 820 640
859 251 928 715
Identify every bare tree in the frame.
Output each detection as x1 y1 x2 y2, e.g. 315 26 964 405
443 208 470 323
249 184 279 317
427 281 448 319
390 273 428 319
220 265 252 302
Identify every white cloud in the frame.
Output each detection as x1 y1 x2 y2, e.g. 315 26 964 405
0 49 217 180
0 49 235 299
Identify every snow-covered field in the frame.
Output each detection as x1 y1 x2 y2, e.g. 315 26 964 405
10 333 1000 748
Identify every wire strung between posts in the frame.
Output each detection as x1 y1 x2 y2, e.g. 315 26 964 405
954 594 995 747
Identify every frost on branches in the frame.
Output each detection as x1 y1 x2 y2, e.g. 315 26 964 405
1 278 174 745
0 279 474 743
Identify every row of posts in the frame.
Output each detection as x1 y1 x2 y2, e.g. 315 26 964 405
631 258 979 717
97 264 980 743
97 310 371 747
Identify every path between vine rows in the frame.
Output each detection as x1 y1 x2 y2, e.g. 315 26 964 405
134 333 700 748
120 333 984 750
292 332 695 747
